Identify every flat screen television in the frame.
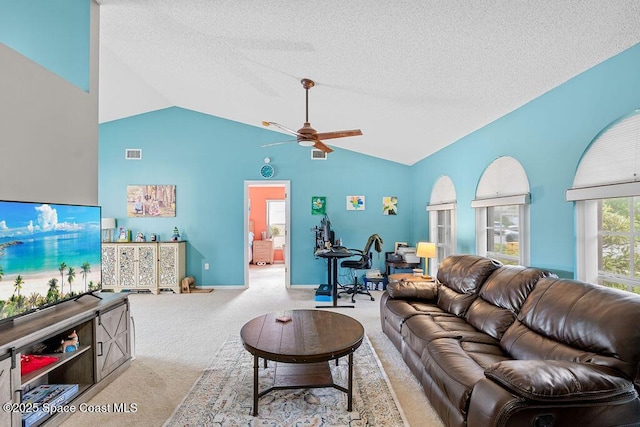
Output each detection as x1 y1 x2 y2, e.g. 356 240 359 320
0 200 102 322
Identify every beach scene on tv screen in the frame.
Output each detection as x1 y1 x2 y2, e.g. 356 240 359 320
0 201 102 319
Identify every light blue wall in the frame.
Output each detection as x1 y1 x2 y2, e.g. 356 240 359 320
0 0 90 91
99 107 413 286
99 44 640 283
411 42 640 277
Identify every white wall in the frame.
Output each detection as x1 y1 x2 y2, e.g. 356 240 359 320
0 1 99 205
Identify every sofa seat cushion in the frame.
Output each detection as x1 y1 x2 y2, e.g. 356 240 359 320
465 265 556 340
485 359 637 403
402 314 498 355
382 298 448 334
422 337 510 415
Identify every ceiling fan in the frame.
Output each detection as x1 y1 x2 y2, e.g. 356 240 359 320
261 78 363 153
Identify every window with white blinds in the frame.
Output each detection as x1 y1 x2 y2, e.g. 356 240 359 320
473 156 530 265
569 109 640 294
567 110 640 201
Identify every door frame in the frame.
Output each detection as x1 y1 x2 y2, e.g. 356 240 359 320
244 180 291 288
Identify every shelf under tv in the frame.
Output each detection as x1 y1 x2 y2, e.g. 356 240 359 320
21 346 91 387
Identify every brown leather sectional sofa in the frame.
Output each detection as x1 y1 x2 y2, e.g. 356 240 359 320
380 254 640 427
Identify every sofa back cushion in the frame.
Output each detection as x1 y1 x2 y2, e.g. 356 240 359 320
436 255 502 316
465 266 555 340
501 277 640 384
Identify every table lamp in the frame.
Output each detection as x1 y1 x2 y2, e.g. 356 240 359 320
101 218 116 242
416 241 437 279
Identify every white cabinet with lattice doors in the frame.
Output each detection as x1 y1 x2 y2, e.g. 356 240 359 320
102 242 186 294
158 242 186 293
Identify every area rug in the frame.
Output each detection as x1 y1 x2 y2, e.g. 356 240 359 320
164 335 408 426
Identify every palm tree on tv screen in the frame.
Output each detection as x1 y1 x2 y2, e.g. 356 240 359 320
67 266 76 295
59 262 67 295
13 275 23 297
47 278 59 302
80 262 91 292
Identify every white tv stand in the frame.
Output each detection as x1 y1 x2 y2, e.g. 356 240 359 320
0 293 131 426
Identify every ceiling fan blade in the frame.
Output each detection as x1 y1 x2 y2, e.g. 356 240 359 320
315 129 363 140
261 139 297 147
262 121 303 137
313 139 334 153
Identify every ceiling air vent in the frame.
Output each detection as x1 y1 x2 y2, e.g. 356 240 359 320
125 149 142 160
311 149 327 160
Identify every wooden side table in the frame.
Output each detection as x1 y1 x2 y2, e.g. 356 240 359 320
252 239 274 264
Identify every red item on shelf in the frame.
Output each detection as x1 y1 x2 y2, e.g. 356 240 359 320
21 354 58 375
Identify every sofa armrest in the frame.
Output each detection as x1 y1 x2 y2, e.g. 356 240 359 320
386 279 437 300
484 359 635 402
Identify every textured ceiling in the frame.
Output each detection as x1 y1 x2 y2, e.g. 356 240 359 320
97 1 640 165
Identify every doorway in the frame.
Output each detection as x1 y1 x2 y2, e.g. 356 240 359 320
244 180 290 288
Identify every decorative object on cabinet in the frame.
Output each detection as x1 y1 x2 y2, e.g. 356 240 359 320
117 228 131 242
383 196 397 215
101 242 186 294
0 293 131 427
135 232 145 242
252 239 274 265
347 195 365 210
127 184 176 217
101 217 116 242
171 227 180 241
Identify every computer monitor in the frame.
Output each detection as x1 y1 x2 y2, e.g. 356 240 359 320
314 215 335 250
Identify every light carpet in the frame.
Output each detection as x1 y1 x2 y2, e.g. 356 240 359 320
165 334 408 426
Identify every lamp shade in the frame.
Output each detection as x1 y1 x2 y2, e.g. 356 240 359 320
416 241 436 258
101 218 116 229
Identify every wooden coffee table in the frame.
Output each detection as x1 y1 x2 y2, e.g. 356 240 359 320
240 309 365 415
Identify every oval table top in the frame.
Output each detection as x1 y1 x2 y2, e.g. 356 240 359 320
240 309 364 364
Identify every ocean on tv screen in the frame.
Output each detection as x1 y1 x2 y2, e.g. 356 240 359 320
0 201 102 318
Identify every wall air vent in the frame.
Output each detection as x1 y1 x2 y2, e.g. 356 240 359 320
311 149 327 160
125 149 142 160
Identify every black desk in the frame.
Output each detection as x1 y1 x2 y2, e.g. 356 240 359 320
385 260 420 276
315 249 355 308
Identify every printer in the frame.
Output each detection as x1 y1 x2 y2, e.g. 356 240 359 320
397 246 420 263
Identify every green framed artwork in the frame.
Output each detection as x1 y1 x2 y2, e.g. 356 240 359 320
312 196 326 215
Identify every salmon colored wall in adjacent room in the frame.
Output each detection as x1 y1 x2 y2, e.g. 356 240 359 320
249 186 285 261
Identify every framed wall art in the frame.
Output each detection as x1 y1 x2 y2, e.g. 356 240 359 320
383 196 398 215
127 185 176 217
312 196 326 215
347 195 365 210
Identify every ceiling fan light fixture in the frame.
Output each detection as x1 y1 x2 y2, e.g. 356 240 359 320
298 138 315 147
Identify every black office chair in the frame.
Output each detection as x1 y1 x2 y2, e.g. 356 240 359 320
338 234 383 302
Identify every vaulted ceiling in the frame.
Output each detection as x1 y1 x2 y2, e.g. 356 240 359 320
97 1 640 165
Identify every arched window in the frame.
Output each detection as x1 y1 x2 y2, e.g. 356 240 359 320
426 176 457 274
566 109 640 293
472 156 530 265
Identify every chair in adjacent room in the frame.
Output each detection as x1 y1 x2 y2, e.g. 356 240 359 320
338 234 383 302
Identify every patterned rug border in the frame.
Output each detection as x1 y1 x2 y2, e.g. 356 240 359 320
164 334 409 426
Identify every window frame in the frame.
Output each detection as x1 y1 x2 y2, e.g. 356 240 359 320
266 199 286 249
473 195 530 266
427 202 456 275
